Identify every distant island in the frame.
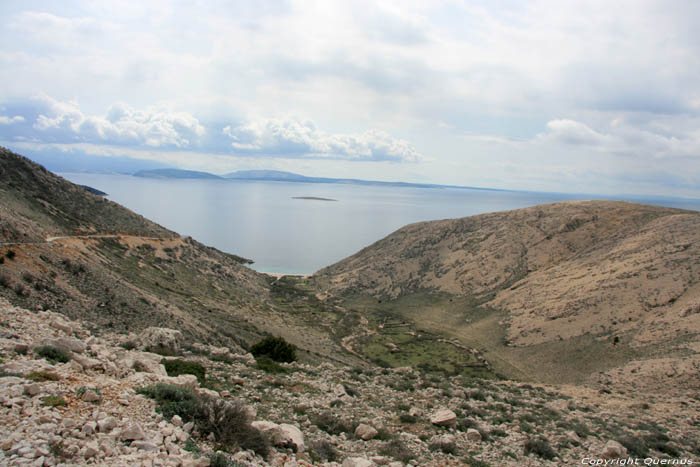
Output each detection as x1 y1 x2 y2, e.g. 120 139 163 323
131 168 509 191
133 168 224 179
292 196 337 201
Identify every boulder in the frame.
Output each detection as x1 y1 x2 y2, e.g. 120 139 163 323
279 424 305 452
602 440 628 459
98 417 118 433
41 337 86 354
120 421 146 441
131 440 158 452
355 423 379 440
137 327 184 355
131 357 167 376
430 408 457 427
466 428 482 442
343 458 374 467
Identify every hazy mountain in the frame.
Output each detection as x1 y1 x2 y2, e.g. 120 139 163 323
133 168 225 179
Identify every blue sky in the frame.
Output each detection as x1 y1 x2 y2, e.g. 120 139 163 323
1 0 699 196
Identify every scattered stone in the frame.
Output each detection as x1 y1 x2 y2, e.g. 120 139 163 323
429 408 457 427
466 428 482 442
131 440 158 452
343 457 375 467
355 423 379 440
602 440 628 459
120 421 146 441
137 327 184 355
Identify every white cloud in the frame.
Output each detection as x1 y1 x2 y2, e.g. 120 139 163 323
538 118 700 159
32 95 205 148
223 117 424 162
0 115 24 124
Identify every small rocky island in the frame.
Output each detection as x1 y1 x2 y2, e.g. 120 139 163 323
291 196 338 202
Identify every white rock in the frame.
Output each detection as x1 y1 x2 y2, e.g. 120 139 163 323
279 424 305 452
466 428 482 442
137 327 184 355
602 440 627 459
120 421 146 441
130 440 158 452
343 457 374 467
98 417 118 433
355 423 378 440
82 421 97 435
171 415 183 427
429 408 457 427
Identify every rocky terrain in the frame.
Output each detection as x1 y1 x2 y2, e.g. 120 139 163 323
1 147 699 465
2 298 698 466
315 201 700 387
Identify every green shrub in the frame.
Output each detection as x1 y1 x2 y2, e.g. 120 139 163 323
524 437 557 460
250 336 296 363
255 356 288 374
309 440 339 462
35 345 71 364
162 359 206 385
42 395 67 407
399 414 418 424
311 412 355 435
378 439 415 463
25 370 60 382
137 383 201 421
137 384 269 456
5 250 16 260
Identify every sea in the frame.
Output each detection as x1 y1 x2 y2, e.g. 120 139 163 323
61 173 700 275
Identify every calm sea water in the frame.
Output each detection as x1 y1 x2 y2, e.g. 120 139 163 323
61 173 700 274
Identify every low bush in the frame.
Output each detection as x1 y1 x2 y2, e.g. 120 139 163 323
35 345 71 364
524 436 557 460
25 370 61 382
250 336 296 363
309 440 339 462
137 383 269 456
311 412 355 435
399 414 418 424
378 439 415 463
42 395 67 407
255 356 288 374
162 359 206 385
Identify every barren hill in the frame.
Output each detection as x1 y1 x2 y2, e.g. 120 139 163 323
0 148 357 365
315 201 700 386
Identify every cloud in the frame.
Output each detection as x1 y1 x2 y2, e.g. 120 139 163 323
538 118 700 159
223 117 423 162
0 115 24 124
31 95 205 148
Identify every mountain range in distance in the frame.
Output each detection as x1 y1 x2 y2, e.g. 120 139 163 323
132 168 507 191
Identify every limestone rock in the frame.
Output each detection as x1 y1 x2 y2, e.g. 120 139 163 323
279 423 305 452
120 421 146 441
430 408 457 426
137 327 184 355
343 457 374 467
355 423 379 440
602 440 628 459
466 428 482 442
98 417 118 433
131 440 158 452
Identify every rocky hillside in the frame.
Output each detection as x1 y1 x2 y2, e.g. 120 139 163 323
0 147 174 243
2 298 698 466
315 201 700 385
0 148 358 366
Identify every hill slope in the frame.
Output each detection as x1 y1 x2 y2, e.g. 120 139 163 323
315 201 700 385
0 148 358 365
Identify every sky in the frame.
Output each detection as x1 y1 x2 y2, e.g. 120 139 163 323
1 0 699 197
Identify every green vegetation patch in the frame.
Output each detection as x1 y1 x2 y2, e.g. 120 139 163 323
137 383 269 456
35 345 72 364
162 359 206 385
250 336 297 363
